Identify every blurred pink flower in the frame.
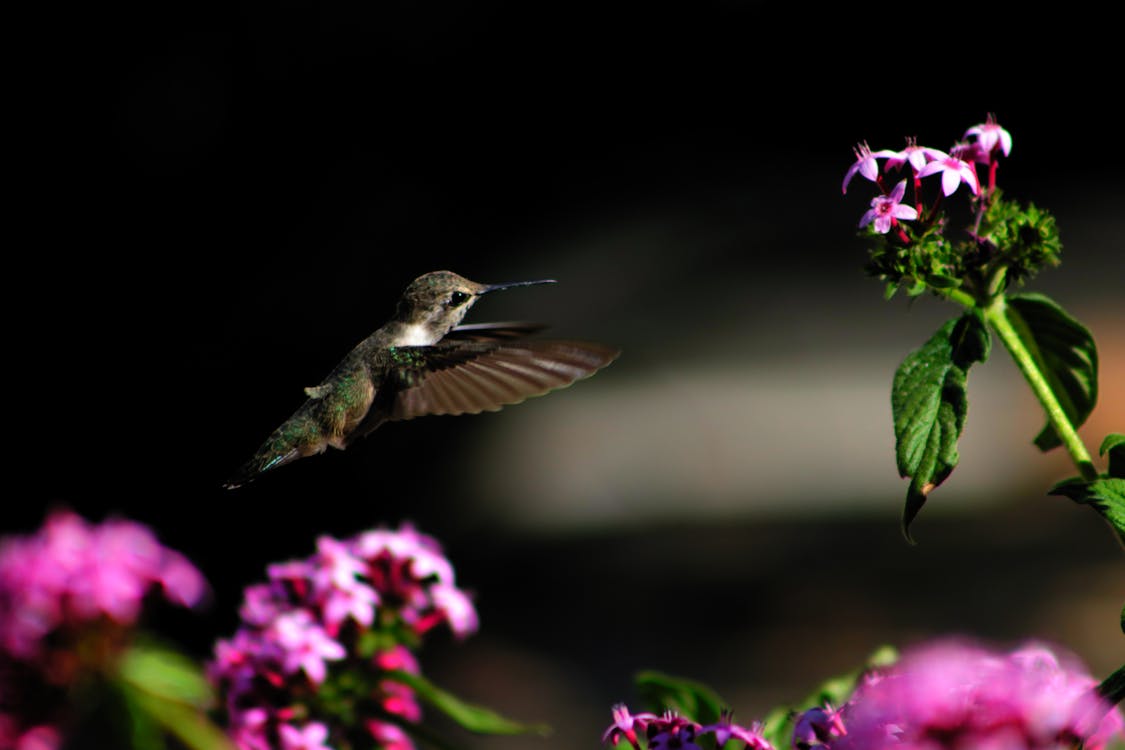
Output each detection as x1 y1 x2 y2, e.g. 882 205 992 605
366 720 414 750
833 640 1122 750
0 511 207 750
279 721 333 750
0 511 207 659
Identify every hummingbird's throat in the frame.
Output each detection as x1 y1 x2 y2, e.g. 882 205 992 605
394 323 443 347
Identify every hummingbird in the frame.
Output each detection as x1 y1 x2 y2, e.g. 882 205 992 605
223 270 619 488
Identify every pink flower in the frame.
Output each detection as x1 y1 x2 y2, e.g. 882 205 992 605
702 712 773 750
859 180 918 234
430 584 478 638
270 612 345 684
209 524 477 748
14 725 61 750
831 640 1123 750
883 138 944 173
792 705 846 749
279 721 333 750
366 720 414 750
0 511 206 660
312 537 366 592
966 115 1012 157
917 151 979 196
842 142 897 194
603 704 659 748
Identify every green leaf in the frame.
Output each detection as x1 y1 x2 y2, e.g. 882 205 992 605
386 670 550 737
1049 476 1125 544
634 671 728 725
1102 433 1125 478
1006 294 1098 451
115 643 235 750
760 646 897 750
892 315 989 539
118 643 215 705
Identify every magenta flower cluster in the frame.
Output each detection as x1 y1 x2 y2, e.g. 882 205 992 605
0 510 207 750
0 510 206 659
603 704 773 750
209 523 477 750
842 116 1013 235
796 641 1123 750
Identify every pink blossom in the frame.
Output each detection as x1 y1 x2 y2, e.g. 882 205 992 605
859 180 918 234
842 142 897 194
270 612 345 684
883 138 944 173
917 151 979 196
966 115 1012 157
831 640 1123 750
702 712 774 750
603 704 658 748
0 511 206 660
793 705 847 749
374 645 420 674
320 582 377 633
278 721 333 750
430 584 478 638
15 725 61 750
366 720 415 750
209 524 476 747
312 537 367 592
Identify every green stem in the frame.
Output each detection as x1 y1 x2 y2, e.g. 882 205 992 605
983 296 1098 481
1099 662 1125 707
938 287 978 309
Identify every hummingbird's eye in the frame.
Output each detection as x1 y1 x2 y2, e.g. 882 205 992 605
448 291 471 307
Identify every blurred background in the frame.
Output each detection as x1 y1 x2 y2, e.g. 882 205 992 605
11 1 1124 747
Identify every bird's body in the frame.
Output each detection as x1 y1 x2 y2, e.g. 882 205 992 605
224 270 618 488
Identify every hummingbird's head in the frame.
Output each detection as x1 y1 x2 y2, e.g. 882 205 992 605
394 270 556 340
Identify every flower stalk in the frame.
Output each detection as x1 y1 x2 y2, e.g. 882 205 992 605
983 297 1098 479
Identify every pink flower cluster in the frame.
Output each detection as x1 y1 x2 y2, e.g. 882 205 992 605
603 705 773 750
842 116 1013 235
209 524 477 750
797 641 1123 750
0 510 207 658
0 510 207 750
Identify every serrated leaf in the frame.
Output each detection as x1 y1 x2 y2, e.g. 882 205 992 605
1102 433 1125 478
892 316 987 538
635 671 727 725
1005 294 1098 451
1049 476 1125 544
386 670 550 736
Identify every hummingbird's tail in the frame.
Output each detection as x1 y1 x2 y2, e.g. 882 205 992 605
222 403 325 489
222 446 301 489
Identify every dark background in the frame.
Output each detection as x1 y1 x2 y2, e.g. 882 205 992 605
11 2 1124 748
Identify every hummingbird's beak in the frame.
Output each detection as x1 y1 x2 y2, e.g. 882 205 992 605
478 279 557 295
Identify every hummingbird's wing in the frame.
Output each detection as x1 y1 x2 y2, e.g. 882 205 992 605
356 338 618 435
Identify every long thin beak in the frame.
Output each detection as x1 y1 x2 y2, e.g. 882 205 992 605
479 279 557 295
